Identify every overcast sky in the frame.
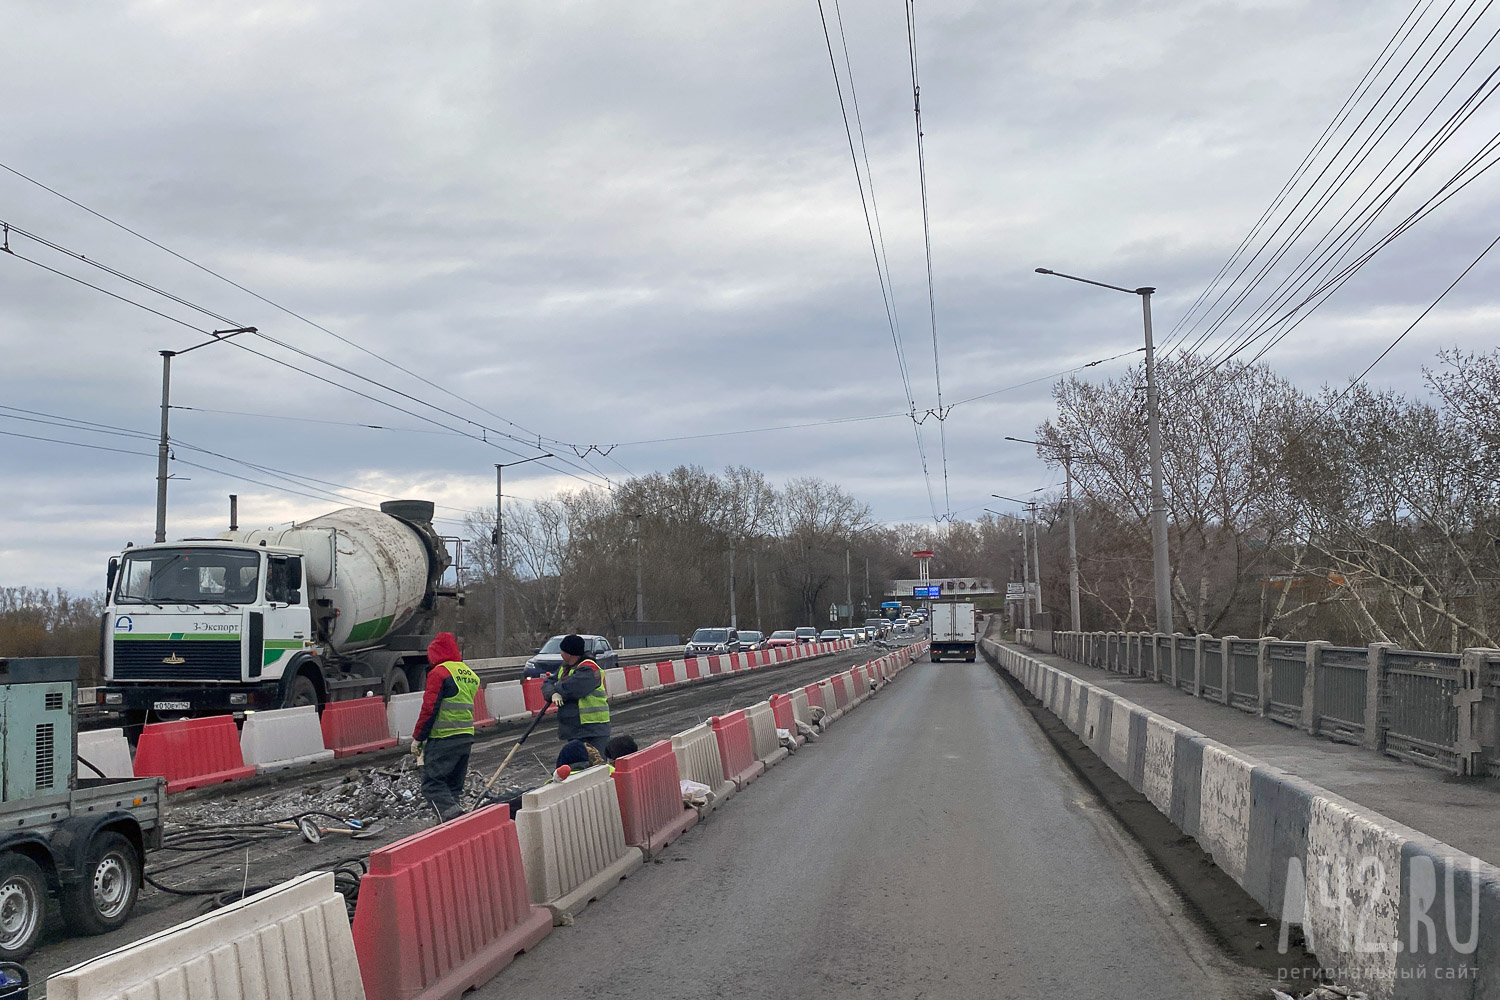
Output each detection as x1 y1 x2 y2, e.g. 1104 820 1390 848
4 0 1498 594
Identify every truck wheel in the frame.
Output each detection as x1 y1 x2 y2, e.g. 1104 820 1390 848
0 854 47 961
385 669 410 696
61 832 140 936
285 673 319 709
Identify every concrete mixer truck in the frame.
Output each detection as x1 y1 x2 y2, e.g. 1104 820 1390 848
97 500 459 732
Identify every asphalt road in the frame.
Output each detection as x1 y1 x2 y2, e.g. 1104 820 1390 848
23 642 897 984
484 656 1276 1000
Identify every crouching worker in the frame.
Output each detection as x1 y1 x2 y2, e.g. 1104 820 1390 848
540 634 611 758
413 631 480 823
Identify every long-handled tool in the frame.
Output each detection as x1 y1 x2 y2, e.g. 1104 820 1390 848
470 702 552 807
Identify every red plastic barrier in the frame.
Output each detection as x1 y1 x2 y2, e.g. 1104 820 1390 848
706 655 724 675
829 675 849 709
657 660 677 686
612 739 698 856
352 803 551 1000
522 676 546 715
473 686 498 730
321 695 398 758
709 711 765 789
133 716 255 793
770 693 797 732
683 658 701 682
624 664 644 693
803 683 825 711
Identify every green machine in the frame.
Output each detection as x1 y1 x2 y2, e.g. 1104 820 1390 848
0 658 76 804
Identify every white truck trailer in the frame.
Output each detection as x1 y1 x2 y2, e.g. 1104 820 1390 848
929 602 976 662
99 500 458 731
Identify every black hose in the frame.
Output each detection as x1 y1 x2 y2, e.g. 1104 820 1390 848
77 753 107 778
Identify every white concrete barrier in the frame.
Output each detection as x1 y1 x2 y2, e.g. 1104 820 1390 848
744 700 788 767
385 690 424 743
514 766 643 922
47 871 362 1000
671 722 736 806
485 680 531 724
240 705 336 772
817 679 840 721
788 688 811 727
77 727 133 779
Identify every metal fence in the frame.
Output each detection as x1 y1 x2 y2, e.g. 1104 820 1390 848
1024 629 1500 778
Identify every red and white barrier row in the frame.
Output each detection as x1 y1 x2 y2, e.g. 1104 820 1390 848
54 639 929 1000
96 640 862 794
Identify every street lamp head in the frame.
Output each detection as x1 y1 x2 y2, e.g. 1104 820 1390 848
1135 286 1156 296
1034 267 1053 275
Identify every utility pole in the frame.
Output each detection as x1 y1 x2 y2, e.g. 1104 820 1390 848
1005 437 1082 631
493 452 553 657
844 548 852 626
728 541 738 629
1140 287 1174 634
1028 501 1044 617
635 533 645 624
753 555 762 633
154 328 255 543
1020 522 1033 629
1036 266 1172 632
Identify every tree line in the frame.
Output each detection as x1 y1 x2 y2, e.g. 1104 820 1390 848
1030 348 1500 652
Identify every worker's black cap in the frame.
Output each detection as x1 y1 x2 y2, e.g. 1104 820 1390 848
559 634 586 656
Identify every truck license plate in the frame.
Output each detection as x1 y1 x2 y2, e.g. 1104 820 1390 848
153 700 191 711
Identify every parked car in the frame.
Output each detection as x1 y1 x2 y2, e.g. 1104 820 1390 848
819 629 844 641
524 634 618 677
685 627 742 657
795 627 819 644
766 630 799 648
738 630 765 650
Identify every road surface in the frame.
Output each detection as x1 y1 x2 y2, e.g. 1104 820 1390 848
485 656 1275 999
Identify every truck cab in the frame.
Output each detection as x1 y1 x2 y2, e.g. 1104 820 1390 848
101 541 319 725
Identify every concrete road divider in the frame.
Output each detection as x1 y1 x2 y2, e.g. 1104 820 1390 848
77 727 133 779
788 688 812 728
982 636 1500 1000
612 739 698 857
515 765 643 922
47 871 361 1000
710 711 765 789
825 677 847 715
486 680 531 724
744 700 788 767
241 705 336 773
671 722 736 807
133 716 256 793
321 696 399 758
386 690 424 743
352 804 551 1000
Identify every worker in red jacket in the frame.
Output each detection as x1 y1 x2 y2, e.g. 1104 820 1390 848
412 632 480 822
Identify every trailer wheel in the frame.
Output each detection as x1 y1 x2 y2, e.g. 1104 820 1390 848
0 854 47 961
62 832 140 936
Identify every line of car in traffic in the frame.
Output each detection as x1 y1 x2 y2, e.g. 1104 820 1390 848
522 613 930 677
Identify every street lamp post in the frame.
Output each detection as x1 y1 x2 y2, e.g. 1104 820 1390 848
1007 436 1081 631
993 493 1044 626
1035 267 1173 633
155 327 256 543
493 452 553 657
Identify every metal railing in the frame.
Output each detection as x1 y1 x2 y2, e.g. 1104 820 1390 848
1022 629 1500 777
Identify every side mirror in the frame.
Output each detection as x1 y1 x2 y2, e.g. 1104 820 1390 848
534 648 542 655
286 589 302 605
106 557 119 593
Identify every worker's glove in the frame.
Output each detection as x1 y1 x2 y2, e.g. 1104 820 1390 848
409 740 424 758
551 693 564 707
